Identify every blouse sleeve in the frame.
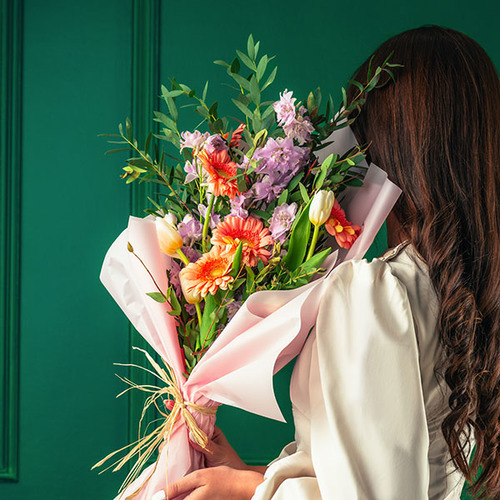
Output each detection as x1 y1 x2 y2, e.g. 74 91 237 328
253 258 430 500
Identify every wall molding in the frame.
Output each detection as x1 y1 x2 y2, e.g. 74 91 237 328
129 0 161 446
0 0 22 482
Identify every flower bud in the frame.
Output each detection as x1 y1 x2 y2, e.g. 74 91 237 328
163 212 178 226
179 268 202 304
155 216 183 256
309 190 335 226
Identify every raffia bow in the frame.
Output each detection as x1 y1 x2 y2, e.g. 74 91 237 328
92 347 217 499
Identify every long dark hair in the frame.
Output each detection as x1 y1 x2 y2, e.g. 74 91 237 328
347 26 500 498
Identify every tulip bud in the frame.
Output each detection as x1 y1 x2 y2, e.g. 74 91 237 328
155 216 183 256
179 268 202 304
163 212 178 226
309 190 335 226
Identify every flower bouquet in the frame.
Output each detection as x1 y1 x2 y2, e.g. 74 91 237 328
94 35 401 499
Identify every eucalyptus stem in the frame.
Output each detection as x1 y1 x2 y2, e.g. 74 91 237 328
202 193 215 252
306 224 320 262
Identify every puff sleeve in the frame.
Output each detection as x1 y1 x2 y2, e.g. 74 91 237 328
252 258 431 500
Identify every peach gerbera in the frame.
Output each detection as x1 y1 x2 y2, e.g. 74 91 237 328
325 199 362 249
197 149 240 199
180 246 234 298
211 216 274 267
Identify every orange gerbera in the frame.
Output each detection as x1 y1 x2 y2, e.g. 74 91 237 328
180 246 234 298
229 123 246 147
211 216 274 267
325 199 362 249
197 149 240 199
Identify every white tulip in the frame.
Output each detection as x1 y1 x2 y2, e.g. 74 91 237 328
155 216 183 256
309 190 335 226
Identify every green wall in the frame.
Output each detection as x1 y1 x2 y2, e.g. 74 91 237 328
0 0 497 498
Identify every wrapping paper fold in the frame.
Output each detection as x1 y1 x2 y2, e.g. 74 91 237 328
99 128 402 499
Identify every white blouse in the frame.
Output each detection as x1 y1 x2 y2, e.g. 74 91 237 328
252 242 473 500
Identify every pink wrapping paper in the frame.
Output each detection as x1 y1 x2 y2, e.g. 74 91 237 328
99 128 402 499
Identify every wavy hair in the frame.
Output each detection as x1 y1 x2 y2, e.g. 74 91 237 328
347 26 500 498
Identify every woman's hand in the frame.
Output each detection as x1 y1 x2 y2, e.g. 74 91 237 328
165 465 264 499
189 426 266 473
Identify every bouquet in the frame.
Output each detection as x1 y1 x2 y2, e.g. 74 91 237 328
94 35 401 499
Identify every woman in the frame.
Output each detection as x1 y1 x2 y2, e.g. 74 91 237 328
165 26 500 499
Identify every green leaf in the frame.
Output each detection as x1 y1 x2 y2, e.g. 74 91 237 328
262 66 277 91
299 247 331 271
254 41 260 60
230 242 243 278
236 50 255 70
298 182 310 203
283 199 312 271
230 57 240 74
146 292 167 303
165 96 178 122
247 34 255 60
105 147 132 155
199 294 218 346
154 111 177 131
245 265 255 294
288 172 304 193
214 59 230 67
256 54 268 81
249 75 260 106
277 189 288 205
232 98 253 119
202 81 209 101
125 117 133 140
209 101 218 119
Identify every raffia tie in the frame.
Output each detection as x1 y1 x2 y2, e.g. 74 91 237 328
92 347 217 499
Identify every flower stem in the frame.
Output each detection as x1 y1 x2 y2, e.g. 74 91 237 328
306 224 320 262
176 248 190 266
195 303 203 327
202 193 215 252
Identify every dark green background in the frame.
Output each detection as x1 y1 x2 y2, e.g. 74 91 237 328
1 0 497 498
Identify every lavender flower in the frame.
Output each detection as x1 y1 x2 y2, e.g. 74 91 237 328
182 245 201 263
226 299 242 322
177 214 203 246
273 89 297 126
180 130 209 151
203 134 229 154
183 160 199 183
268 202 298 243
229 193 249 219
282 106 314 145
198 203 221 229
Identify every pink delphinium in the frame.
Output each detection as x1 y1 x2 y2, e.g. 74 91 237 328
273 89 297 126
283 105 314 145
177 214 203 246
180 130 209 151
268 202 298 243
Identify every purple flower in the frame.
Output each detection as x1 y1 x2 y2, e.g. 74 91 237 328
203 134 229 154
229 193 249 219
268 202 298 243
254 136 306 177
167 259 182 298
183 160 199 183
198 203 221 229
283 106 314 145
253 178 283 202
182 245 201 263
177 214 203 246
273 89 297 126
226 299 242 322
180 130 209 151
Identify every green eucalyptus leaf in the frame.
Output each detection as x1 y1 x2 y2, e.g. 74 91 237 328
232 98 253 119
298 182 310 203
230 57 241 74
277 189 288 205
146 292 167 303
236 50 255 70
262 66 277 91
247 34 255 60
256 54 268 81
